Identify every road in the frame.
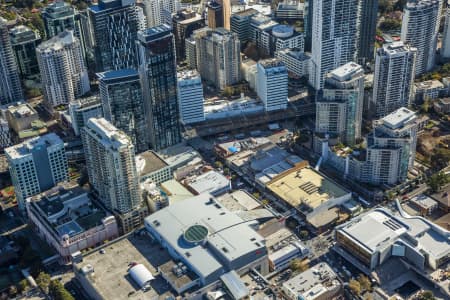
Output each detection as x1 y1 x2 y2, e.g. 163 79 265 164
0 223 27 236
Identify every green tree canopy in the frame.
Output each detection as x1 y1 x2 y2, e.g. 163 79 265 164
427 172 450 192
36 272 51 293
49 280 75 300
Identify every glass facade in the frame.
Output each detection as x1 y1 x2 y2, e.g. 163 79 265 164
137 25 181 151
88 0 139 72
98 69 148 153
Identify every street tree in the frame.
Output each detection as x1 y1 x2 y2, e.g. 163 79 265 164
348 279 361 295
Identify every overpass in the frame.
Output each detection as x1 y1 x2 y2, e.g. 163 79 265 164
187 101 315 137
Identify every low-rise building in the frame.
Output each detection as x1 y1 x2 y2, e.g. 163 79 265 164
204 97 264 120
282 262 342 300
413 80 445 104
222 141 303 189
433 97 450 114
5 102 39 134
185 170 231 196
275 1 304 20
220 271 249 300
266 163 352 231
26 182 118 263
158 144 202 171
409 194 439 216
140 179 169 213
73 235 176 299
335 208 450 272
254 22 304 56
268 241 309 271
145 193 269 292
217 190 261 212
136 150 172 184
276 48 310 78
160 179 194 204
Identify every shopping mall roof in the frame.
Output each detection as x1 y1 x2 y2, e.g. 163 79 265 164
145 194 266 283
266 165 349 212
337 208 450 259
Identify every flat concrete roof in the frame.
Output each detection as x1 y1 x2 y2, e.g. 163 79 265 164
337 208 450 259
160 179 193 204
282 262 340 299
187 170 230 195
145 194 266 282
5 132 63 159
216 190 261 211
266 166 348 211
136 151 169 177
157 144 201 169
328 62 363 82
410 194 438 210
74 235 174 299
337 210 408 253
381 107 416 130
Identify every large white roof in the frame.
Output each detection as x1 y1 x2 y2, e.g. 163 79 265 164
145 194 266 282
129 264 154 289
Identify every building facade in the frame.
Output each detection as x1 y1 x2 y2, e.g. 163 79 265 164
0 17 24 105
366 108 419 185
401 0 441 75
97 69 148 153
230 8 259 45
207 1 224 29
68 95 103 136
42 1 82 38
177 70 205 124
87 0 140 72
309 0 359 90
81 118 144 232
137 25 181 151
160 0 180 25
357 0 378 64
5 133 68 210
316 62 364 146
256 59 288 112
143 0 161 27
172 9 203 61
26 183 119 263
37 30 90 107
322 108 420 186
275 48 310 78
5 102 39 135
372 42 416 118
0 118 12 150
194 28 241 90
9 25 41 78
442 5 450 59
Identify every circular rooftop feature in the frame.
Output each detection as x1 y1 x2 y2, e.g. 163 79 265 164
184 224 209 244
272 25 294 38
